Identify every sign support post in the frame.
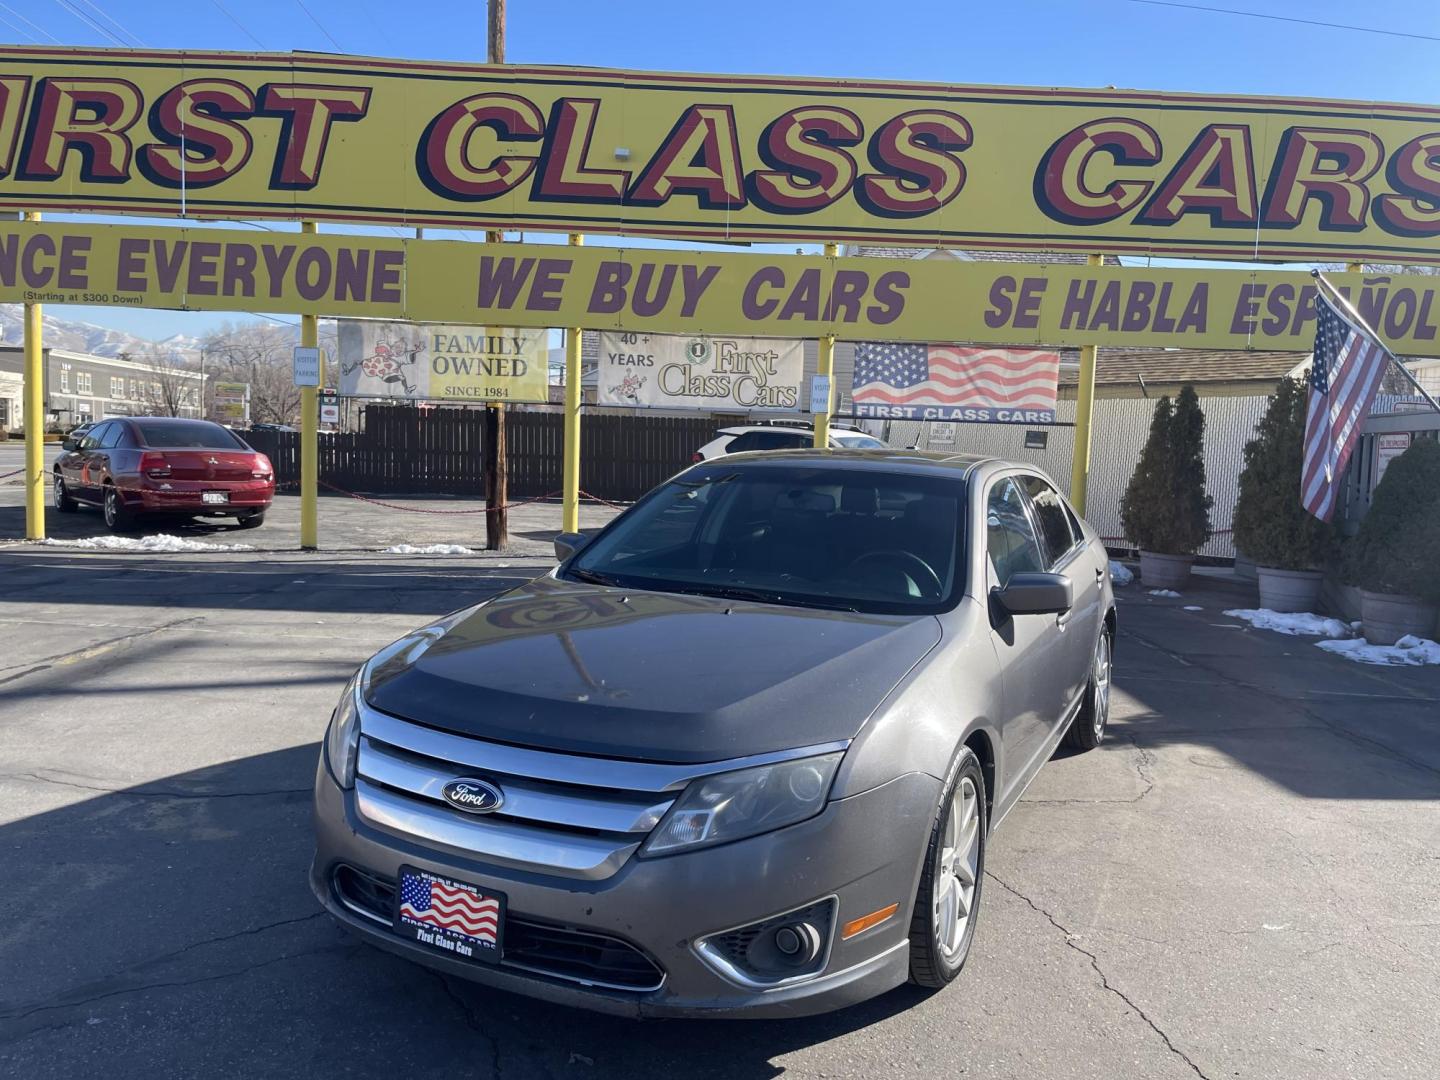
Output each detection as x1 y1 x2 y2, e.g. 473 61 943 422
22 211 43 540
562 233 585 535
1069 253 1104 514
813 242 838 448
300 220 319 550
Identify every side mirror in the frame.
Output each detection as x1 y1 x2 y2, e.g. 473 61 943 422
553 531 591 562
993 572 1073 616
61 437 79 452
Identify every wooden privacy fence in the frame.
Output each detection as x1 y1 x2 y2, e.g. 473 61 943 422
244 406 716 502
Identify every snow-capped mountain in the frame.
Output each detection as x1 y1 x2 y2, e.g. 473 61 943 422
0 304 202 362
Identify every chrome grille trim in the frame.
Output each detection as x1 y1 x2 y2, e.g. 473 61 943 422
358 704 849 792
355 780 640 880
357 737 673 834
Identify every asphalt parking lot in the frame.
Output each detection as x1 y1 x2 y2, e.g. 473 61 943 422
2 472 1439 1078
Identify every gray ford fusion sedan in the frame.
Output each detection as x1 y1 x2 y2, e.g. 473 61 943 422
311 450 1116 1017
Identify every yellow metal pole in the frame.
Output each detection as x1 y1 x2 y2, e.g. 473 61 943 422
562 234 584 535
300 220 319 550
23 211 44 540
814 241 838 448
1069 252 1105 514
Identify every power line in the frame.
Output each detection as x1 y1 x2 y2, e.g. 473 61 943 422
0 11 36 40
209 0 266 49
1120 0 1440 44
294 0 345 52
51 0 128 45
0 1 58 41
73 0 146 46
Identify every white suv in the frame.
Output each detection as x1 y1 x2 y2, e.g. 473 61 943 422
694 424 886 462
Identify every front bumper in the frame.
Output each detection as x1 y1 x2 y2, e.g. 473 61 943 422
311 759 938 1018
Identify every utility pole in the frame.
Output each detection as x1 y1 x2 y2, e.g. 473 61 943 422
483 0 509 549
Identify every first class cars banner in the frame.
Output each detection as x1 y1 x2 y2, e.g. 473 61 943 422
597 333 804 411
2 48 1440 264
11 220 1440 354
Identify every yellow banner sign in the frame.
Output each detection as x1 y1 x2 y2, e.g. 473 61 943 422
5 220 1440 353
1 48 1439 263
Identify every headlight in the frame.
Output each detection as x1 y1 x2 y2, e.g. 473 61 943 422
324 671 362 788
642 752 843 856
322 623 452 790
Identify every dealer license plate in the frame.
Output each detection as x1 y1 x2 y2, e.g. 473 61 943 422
393 865 504 963
202 491 229 504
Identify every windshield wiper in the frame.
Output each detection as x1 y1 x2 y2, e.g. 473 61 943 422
668 583 858 612
567 567 625 588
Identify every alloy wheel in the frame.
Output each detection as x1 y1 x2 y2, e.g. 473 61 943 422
103 488 117 528
1092 633 1112 737
933 775 981 959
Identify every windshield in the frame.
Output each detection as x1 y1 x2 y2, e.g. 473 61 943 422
566 464 965 614
135 421 248 449
835 434 886 449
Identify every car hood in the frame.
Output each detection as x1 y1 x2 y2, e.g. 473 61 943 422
366 575 942 764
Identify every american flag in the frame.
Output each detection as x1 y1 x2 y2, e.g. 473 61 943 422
853 343 1058 412
399 871 500 944
1301 285 1395 521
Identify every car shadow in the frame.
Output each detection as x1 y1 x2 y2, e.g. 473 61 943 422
0 744 935 1078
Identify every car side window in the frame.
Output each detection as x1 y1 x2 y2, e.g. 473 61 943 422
80 423 110 451
986 477 1045 586
726 431 809 453
100 423 125 449
1022 476 1079 568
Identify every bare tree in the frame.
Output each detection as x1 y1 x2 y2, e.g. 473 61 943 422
135 346 198 417
199 320 339 425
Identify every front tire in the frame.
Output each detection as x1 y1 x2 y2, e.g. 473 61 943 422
1064 628 1113 752
908 747 987 989
102 485 135 532
53 473 77 513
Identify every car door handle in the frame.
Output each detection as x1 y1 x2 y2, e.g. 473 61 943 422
1094 566 1105 581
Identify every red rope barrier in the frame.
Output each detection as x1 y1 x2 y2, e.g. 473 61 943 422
316 479 630 515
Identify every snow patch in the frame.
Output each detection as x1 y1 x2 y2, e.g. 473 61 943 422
1108 561 1134 586
1316 635 1440 666
1148 589 1181 598
383 543 476 555
1223 608 1352 638
39 534 254 553
1183 605 1204 612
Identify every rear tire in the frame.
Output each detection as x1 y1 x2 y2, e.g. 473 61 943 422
236 510 266 529
53 473 77 513
102 485 135 533
908 746 987 989
1064 628 1112 752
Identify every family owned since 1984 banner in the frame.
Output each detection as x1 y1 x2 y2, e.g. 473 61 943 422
336 320 548 402
597 332 805 411
852 343 1060 423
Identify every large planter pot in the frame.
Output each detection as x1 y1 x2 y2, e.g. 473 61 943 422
1256 567 1323 613
1233 550 1258 582
1360 589 1439 646
1139 551 1194 591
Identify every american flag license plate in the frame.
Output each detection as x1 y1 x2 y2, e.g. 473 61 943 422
394 865 504 963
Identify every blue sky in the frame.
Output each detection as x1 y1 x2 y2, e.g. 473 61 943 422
8 0 1438 338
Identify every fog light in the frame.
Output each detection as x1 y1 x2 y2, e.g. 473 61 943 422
773 922 822 964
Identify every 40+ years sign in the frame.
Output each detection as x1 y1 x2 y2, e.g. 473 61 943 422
5 219 1440 354
1 48 1440 263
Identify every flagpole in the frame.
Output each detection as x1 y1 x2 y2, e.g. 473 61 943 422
1311 270 1440 415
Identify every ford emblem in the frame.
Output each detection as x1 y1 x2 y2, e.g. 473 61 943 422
441 778 504 814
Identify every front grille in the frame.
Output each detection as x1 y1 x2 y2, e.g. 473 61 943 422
331 865 665 993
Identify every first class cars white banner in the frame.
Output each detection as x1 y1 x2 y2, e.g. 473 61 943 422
597 332 805 411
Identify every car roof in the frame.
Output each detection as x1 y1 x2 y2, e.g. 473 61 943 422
698 447 997 479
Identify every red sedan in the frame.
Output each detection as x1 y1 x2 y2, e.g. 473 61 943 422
54 417 275 532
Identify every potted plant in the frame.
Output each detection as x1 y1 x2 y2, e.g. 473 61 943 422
1345 437 1440 645
1232 377 1334 612
1119 385 1213 590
